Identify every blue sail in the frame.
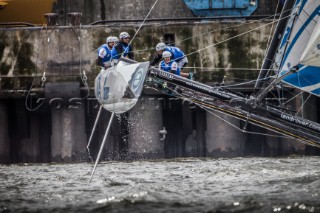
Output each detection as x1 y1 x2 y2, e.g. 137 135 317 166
284 65 320 94
275 0 320 96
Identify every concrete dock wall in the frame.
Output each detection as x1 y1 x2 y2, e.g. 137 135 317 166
0 101 10 163
206 111 246 157
0 20 272 89
0 19 319 163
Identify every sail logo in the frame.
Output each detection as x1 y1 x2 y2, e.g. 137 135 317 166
132 68 144 92
281 113 320 132
287 62 291 68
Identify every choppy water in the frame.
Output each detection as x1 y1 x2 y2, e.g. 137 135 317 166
1 157 320 213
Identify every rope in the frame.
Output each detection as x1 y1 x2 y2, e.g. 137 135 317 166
260 0 281 70
183 67 277 71
161 81 309 141
165 84 320 147
132 8 295 55
25 24 49 111
123 0 159 58
184 13 295 59
70 23 90 99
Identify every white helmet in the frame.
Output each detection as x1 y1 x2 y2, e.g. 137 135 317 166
106 36 114 43
119 32 130 39
156 42 166 51
162 51 172 58
112 36 119 43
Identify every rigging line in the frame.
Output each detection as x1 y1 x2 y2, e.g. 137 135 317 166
286 69 320 113
295 92 311 117
24 77 45 111
282 89 303 105
183 13 295 59
185 74 277 89
132 8 295 55
278 85 320 115
163 8 295 49
165 80 320 145
284 89 320 115
296 71 305 117
173 87 315 143
112 0 159 60
183 67 277 71
255 68 272 92
301 8 319 25
161 80 281 138
254 70 280 98
42 24 57 77
204 107 292 139
124 0 159 57
256 58 280 91
212 75 256 82
260 0 280 70
151 78 320 146
296 16 314 38
71 23 90 99
296 73 311 117
257 80 300 107
182 93 290 138
218 75 277 88
295 68 320 93
191 98 320 147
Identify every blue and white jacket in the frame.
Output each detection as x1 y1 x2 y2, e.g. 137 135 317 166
160 60 180 75
111 42 134 60
97 44 112 67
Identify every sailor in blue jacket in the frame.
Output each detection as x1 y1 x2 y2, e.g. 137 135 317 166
111 32 134 61
160 51 181 75
151 42 188 70
97 36 118 69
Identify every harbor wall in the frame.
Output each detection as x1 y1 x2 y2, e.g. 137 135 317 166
1 19 319 163
0 20 272 87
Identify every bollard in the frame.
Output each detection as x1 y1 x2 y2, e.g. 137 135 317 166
67 12 82 26
44 13 58 26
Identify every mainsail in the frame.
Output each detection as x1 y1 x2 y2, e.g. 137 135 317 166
275 0 320 95
300 16 320 67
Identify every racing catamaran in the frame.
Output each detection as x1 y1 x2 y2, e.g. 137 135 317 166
88 0 320 181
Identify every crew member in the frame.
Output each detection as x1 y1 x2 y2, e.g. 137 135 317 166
97 36 118 69
160 51 180 75
111 32 134 61
151 42 188 70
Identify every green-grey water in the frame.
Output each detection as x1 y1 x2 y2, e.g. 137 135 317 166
1 157 320 212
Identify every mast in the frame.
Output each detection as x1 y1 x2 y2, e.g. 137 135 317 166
254 0 296 89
